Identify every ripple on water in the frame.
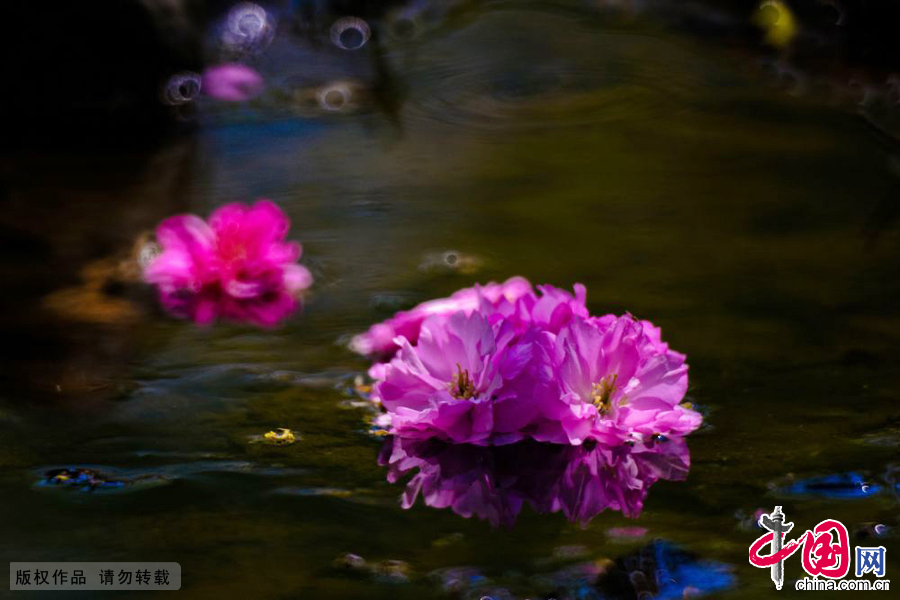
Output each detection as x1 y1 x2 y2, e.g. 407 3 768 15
35 467 168 494
400 7 726 133
332 553 413 584
269 486 390 508
34 461 309 495
429 541 734 599
429 566 489 594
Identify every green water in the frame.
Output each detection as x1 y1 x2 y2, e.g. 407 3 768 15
1 2 899 598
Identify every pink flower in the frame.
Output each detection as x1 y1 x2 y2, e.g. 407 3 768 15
362 279 702 448
350 276 534 357
144 200 312 326
350 277 587 357
371 310 536 445
201 64 264 102
529 315 701 446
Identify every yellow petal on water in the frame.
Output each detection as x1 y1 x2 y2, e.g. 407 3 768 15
754 1 797 49
261 428 297 445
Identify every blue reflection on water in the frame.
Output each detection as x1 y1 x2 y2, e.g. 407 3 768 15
652 543 737 600
596 541 736 600
777 472 881 499
36 468 128 492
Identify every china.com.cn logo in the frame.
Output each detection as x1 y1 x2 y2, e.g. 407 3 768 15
748 506 889 591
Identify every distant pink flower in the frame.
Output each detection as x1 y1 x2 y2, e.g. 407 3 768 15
144 200 312 326
350 278 588 357
202 64 264 102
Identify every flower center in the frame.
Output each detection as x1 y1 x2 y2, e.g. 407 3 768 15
448 364 477 400
216 237 248 263
590 374 619 415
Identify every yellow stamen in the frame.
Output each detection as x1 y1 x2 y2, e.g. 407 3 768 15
590 374 619 415
448 364 477 400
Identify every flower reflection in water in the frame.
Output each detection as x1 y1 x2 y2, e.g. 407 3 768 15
379 435 689 527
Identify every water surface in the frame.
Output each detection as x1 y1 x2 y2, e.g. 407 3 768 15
1 1 899 598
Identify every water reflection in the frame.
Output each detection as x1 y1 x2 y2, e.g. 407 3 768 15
774 472 882 499
380 435 689 526
429 540 735 599
4 1 900 597
592 541 736 600
331 540 734 600
0 137 197 401
34 460 310 495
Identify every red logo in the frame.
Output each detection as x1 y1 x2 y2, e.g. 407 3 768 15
749 507 851 588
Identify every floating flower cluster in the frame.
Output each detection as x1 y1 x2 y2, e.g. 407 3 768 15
144 200 312 326
355 278 701 447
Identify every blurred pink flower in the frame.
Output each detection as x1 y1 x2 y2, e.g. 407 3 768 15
144 200 312 326
202 64 264 102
